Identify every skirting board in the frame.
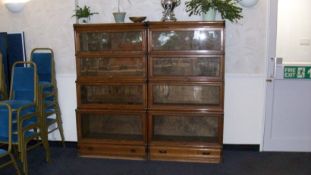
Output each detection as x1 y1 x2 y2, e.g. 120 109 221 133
49 141 260 152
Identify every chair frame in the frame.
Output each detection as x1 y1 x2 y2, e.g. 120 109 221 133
0 103 21 175
31 48 65 146
7 61 50 175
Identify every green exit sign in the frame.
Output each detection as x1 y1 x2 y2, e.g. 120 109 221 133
284 66 311 79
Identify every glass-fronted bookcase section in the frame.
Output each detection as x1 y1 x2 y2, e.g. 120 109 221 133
77 56 147 81
75 24 146 54
148 82 223 111
77 109 147 159
148 23 224 55
77 82 147 110
149 55 223 81
148 111 223 145
77 110 146 144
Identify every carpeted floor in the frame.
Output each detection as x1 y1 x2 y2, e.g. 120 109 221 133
1 146 311 175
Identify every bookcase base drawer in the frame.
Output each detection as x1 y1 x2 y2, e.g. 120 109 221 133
150 146 222 163
79 144 146 160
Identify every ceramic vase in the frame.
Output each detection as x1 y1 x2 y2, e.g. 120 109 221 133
113 12 126 23
202 8 216 21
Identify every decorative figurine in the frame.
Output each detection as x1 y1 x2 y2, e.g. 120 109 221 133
161 0 181 22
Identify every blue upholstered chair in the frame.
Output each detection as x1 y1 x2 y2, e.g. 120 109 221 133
0 103 21 175
0 61 50 175
31 48 65 146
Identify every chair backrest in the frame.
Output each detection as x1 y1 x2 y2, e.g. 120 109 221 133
0 103 13 153
0 52 8 99
9 61 38 103
30 48 55 83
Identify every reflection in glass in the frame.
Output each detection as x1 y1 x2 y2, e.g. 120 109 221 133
153 115 218 142
152 57 220 77
152 30 221 51
80 31 143 51
153 84 220 105
81 113 143 140
81 85 143 105
80 57 145 76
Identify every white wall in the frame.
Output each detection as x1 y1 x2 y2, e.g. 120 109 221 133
0 0 268 144
224 74 265 144
276 0 311 63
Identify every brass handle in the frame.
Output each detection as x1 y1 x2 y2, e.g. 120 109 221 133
202 152 211 155
159 150 167 154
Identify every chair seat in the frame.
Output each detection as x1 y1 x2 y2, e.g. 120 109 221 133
0 131 39 144
39 81 53 93
0 148 7 155
39 81 52 87
45 100 54 107
46 118 57 125
1 100 37 126
46 107 55 112
2 100 33 109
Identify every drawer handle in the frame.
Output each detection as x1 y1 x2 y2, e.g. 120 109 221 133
202 152 211 155
130 149 136 153
159 150 167 154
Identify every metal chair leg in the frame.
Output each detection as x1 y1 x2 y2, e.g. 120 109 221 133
55 104 65 147
9 153 21 175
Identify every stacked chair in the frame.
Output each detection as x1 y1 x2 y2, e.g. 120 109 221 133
0 48 64 174
31 48 65 146
0 61 51 175
0 103 21 175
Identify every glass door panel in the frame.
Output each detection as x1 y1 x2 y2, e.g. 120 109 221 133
150 83 222 109
276 0 311 63
150 56 222 80
150 113 221 143
79 57 145 77
79 31 144 52
79 84 145 107
150 29 222 52
80 112 144 141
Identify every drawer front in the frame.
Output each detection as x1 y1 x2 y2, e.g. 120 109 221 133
77 56 146 80
149 28 223 54
77 110 146 143
148 111 223 145
78 30 146 53
77 83 147 109
79 144 146 160
148 83 223 111
150 146 221 163
149 55 223 81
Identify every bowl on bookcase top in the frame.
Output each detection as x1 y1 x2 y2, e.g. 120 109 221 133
129 16 146 23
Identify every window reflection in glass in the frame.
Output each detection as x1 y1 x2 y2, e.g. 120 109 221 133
81 85 143 105
80 32 143 51
81 113 143 140
153 84 220 105
152 115 219 142
152 30 221 51
80 57 145 76
152 57 220 77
